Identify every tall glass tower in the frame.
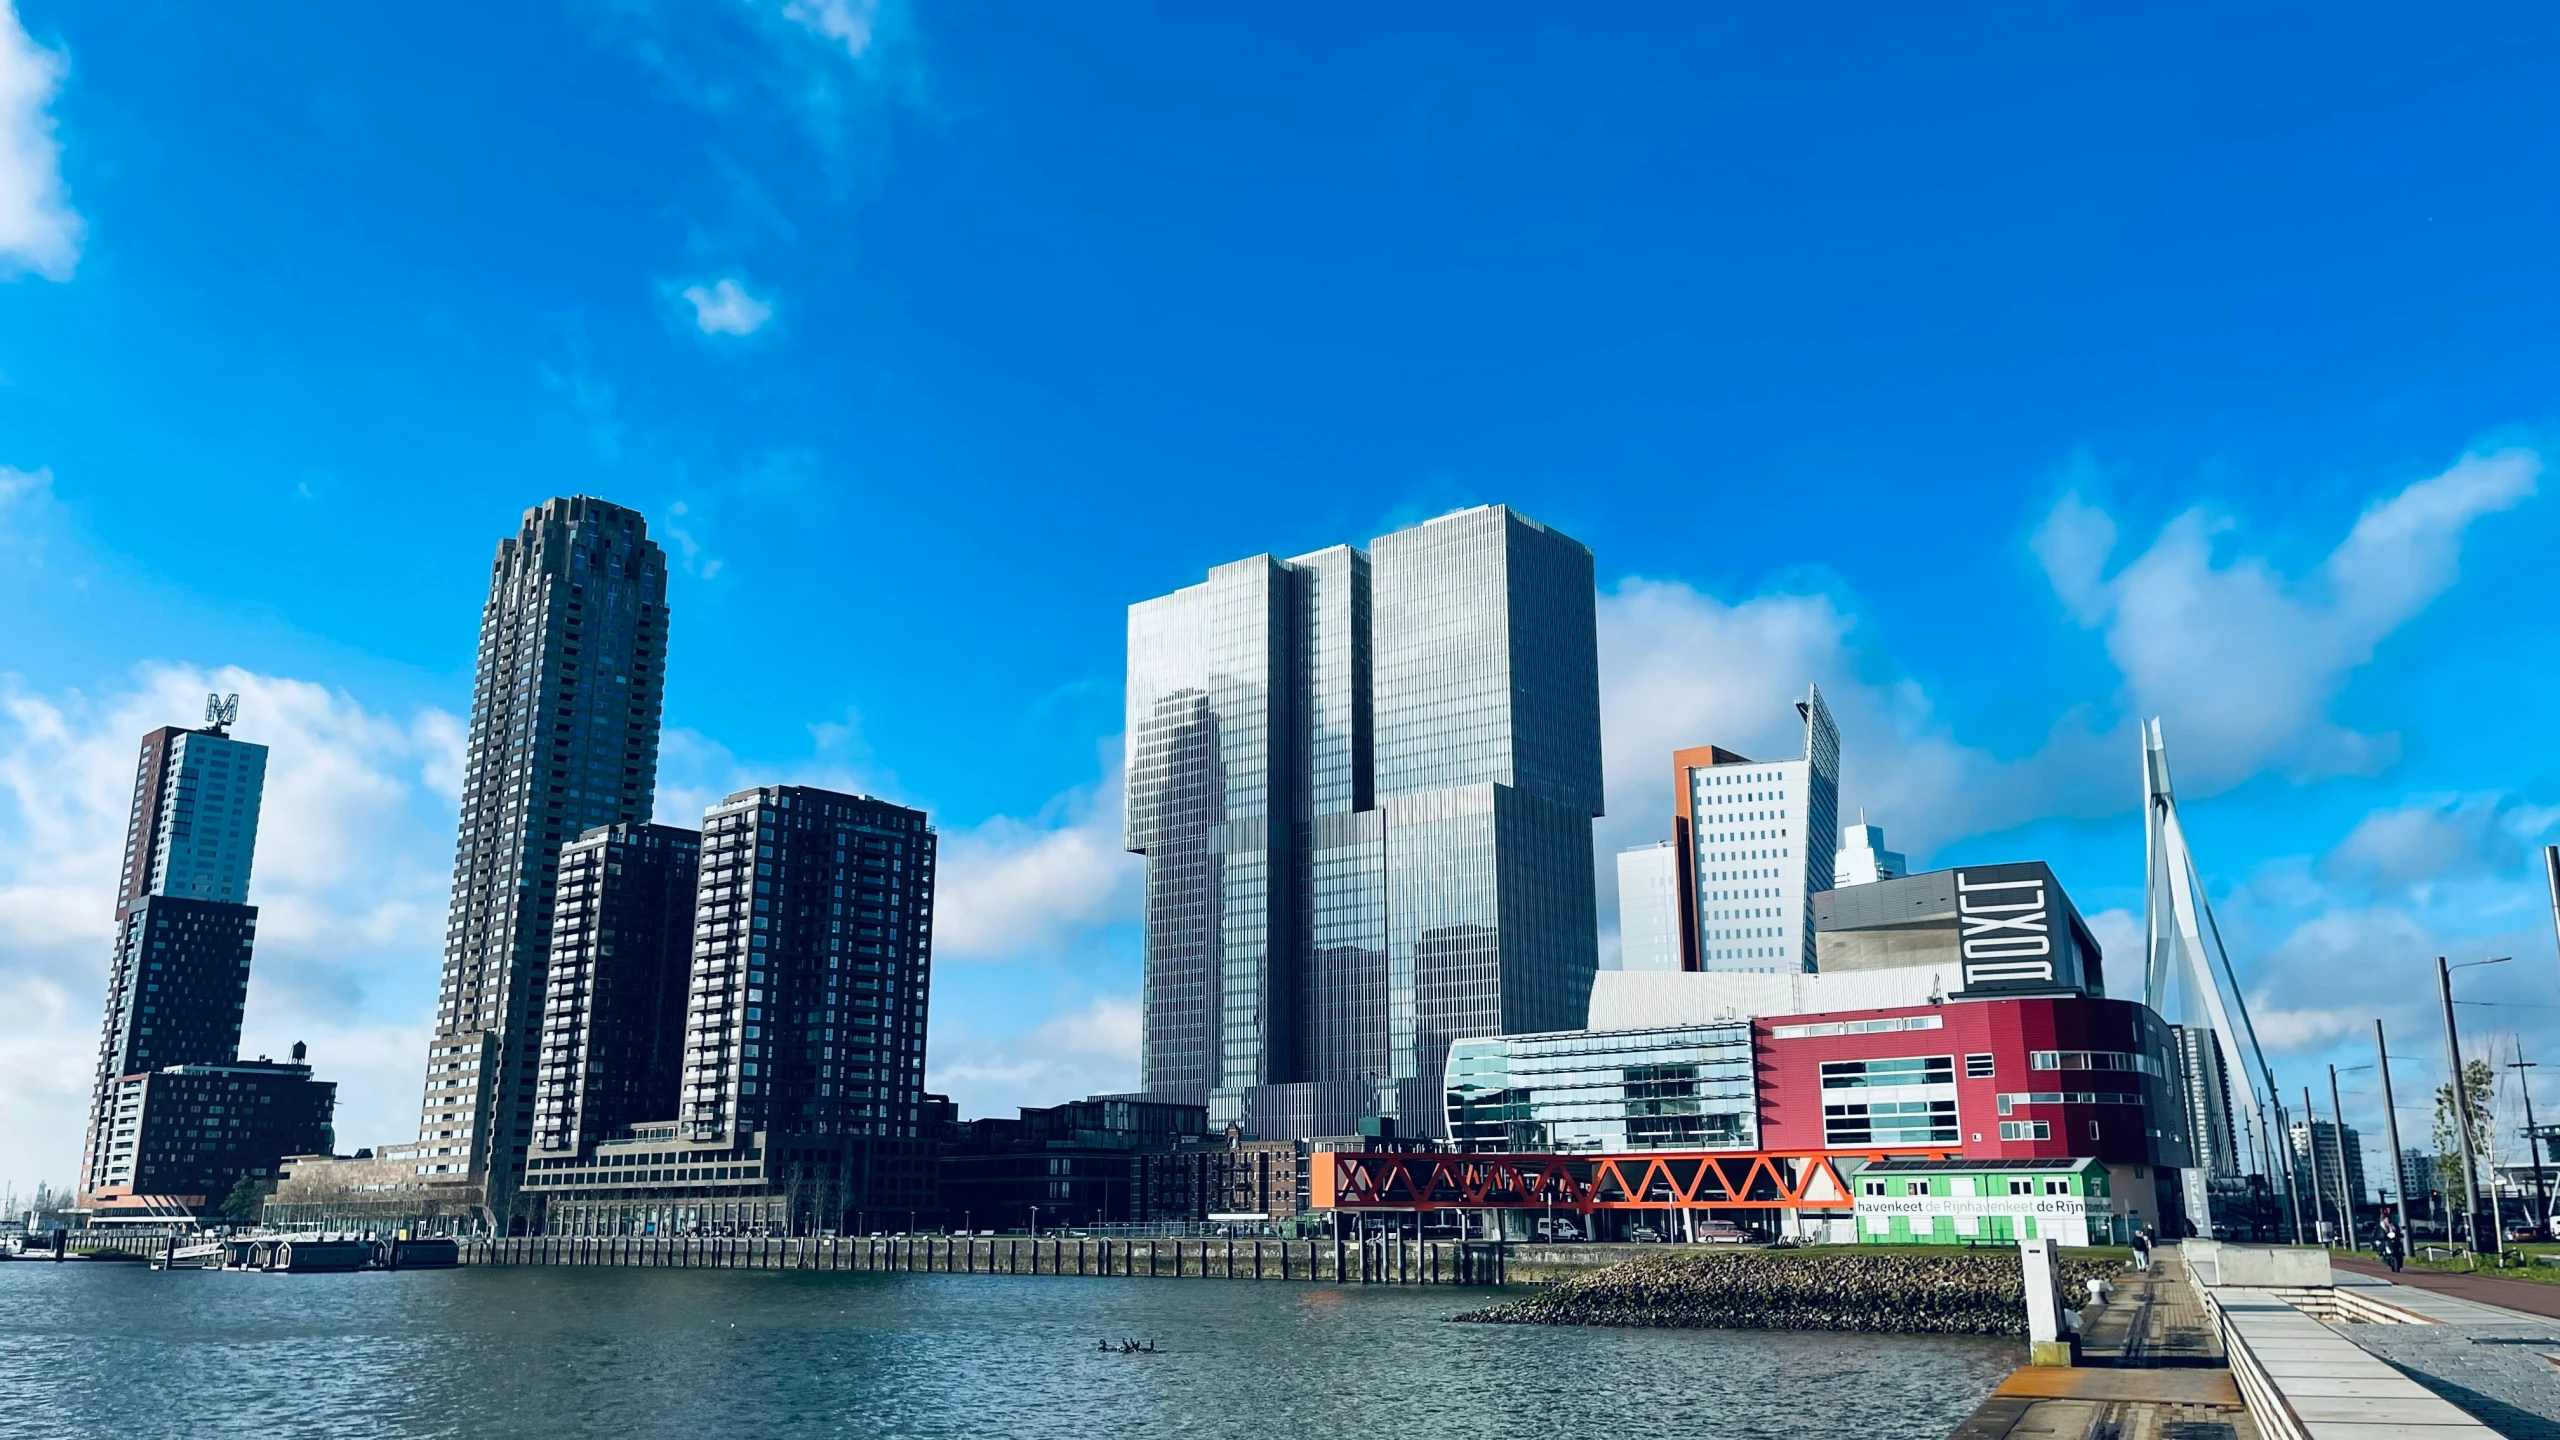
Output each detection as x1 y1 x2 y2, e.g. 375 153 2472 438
1126 506 1602 1137
411 497 668 1226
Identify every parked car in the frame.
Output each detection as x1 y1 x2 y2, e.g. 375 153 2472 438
1699 1220 1749 1244
1625 1224 1664 1243
1533 1218 1583 1241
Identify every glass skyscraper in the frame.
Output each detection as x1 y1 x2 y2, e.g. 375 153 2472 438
1127 506 1602 1138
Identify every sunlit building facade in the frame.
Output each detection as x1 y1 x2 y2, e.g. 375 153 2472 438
1128 506 1603 1138
1615 841 1683 973
1670 688 1841 975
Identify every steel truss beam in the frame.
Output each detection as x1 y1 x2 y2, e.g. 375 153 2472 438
1313 1147 1956 1213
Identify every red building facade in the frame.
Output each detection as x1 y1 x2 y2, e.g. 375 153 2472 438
1755 995 2186 1167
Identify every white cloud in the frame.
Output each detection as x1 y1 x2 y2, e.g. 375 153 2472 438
930 996 1139 1120
2035 447 2539 790
0 666 461 1191
681 277 774 336
2086 908 2141 986
2324 794 2560 894
933 762 1139 962
1593 578 2116 877
0 0 80 281
781 0 879 60
0 462 48 513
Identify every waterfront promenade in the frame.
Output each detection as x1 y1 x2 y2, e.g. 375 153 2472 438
1955 1246 2560 1440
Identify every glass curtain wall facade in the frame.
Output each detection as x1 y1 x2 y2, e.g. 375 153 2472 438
1445 1024 1757 1153
413 497 668 1223
1373 507 1604 1124
1126 557 1295 1119
1129 506 1603 1139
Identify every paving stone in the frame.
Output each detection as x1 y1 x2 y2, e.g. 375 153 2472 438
2340 1322 2560 1440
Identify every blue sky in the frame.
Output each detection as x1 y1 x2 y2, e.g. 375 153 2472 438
7 3 2560 1193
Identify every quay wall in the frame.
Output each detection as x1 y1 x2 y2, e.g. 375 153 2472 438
461 1233 1512 1286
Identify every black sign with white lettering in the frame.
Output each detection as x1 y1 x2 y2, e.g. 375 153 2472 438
1951 862 2071 995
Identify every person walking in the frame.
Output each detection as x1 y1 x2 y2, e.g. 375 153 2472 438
2131 1227 2152 1273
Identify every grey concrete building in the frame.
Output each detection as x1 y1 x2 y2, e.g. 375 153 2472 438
410 497 669 1226
1809 861 2104 998
1126 505 1603 1140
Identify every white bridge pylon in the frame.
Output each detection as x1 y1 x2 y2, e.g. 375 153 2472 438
2143 718 2279 1239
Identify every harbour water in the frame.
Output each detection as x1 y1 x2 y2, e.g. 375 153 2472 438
0 1262 2019 1439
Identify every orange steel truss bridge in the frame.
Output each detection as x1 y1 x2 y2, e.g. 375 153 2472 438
1312 1147 1958 1214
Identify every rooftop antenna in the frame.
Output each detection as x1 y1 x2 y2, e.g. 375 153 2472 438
2144 717 2278 1240
205 693 239 733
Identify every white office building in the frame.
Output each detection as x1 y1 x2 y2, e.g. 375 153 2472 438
1834 818 1906 887
1675 685 1841 975
1614 841 1682 973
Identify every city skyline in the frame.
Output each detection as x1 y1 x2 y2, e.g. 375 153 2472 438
14 6 2560 1198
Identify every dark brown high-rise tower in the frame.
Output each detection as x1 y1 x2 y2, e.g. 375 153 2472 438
409 498 668 1226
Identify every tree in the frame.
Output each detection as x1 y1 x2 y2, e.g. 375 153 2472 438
2433 1058 2497 1199
220 1176 272 1226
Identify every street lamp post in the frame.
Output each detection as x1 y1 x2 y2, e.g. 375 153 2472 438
2511 1051 2549 1241
2438 955 2511 1254
2376 1019 2411 1244
2304 1086 2329 1246
2328 1065 2358 1253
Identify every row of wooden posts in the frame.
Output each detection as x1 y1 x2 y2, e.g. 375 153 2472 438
465 1232 1509 1285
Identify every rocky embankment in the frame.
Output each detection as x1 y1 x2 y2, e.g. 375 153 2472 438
1454 1248 2119 1335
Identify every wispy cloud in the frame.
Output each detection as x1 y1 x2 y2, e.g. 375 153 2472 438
681 277 774 336
781 0 879 60
592 0 932 178
0 0 80 281
2035 446 2539 789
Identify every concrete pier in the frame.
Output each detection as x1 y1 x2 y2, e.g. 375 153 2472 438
1952 1250 2257 1440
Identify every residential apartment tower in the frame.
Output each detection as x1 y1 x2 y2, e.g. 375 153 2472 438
411 497 669 1224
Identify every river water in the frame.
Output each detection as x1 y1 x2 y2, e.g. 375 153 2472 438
0 1261 2018 1440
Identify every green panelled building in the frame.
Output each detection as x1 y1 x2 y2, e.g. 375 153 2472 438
1851 1157 2126 1246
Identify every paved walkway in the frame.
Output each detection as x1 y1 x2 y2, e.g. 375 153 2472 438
2329 1265 2560 1438
2332 1257 2560 1322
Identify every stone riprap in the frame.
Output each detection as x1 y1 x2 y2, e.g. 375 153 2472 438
1454 1248 2122 1335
